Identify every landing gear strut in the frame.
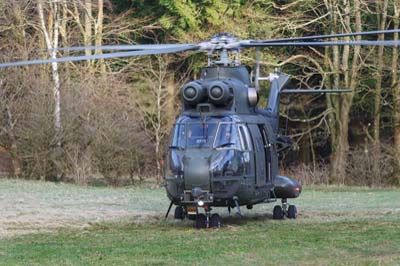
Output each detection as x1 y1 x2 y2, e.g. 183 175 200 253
273 198 297 219
233 196 242 217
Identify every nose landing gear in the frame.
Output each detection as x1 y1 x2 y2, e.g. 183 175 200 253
194 212 221 229
196 206 221 229
195 213 207 229
171 204 221 229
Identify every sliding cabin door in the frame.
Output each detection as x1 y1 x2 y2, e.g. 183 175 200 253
248 124 266 187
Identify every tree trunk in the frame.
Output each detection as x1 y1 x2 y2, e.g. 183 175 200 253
328 0 361 183
84 0 92 67
38 0 62 179
327 0 342 181
372 0 388 184
165 75 176 130
392 2 400 184
326 0 341 181
5 106 21 176
95 0 105 72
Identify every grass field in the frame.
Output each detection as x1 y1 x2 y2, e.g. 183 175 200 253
0 179 399 265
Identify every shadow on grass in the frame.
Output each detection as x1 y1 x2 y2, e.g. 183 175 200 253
114 212 277 231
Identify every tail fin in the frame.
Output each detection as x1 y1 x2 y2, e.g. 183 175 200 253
266 73 290 115
256 73 290 133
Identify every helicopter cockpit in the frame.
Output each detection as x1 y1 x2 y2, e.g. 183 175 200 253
171 117 242 150
166 116 253 183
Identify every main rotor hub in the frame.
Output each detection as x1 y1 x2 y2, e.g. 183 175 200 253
210 33 238 46
199 33 241 66
199 32 241 52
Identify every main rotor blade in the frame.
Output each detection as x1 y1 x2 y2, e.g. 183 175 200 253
241 40 400 47
48 44 193 52
255 29 400 43
0 45 199 68
281 89 352 94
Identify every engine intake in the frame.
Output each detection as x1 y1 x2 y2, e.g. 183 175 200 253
182 81 205 106
208 81 233 106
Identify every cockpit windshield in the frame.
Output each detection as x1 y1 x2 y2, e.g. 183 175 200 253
170 117 241 149
186 122 217 148
214 123 240 149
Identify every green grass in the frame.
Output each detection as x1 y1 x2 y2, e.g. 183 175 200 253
1 219 400 266
0 179 400 265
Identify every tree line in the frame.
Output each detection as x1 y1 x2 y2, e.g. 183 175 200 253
0 0 399 186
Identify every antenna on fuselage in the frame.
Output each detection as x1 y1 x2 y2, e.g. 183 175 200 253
255 48 261 91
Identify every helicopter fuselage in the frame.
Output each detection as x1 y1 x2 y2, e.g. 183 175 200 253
164 65 301 211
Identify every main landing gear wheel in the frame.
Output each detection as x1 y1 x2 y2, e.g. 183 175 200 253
287 205 297 219
174 206 185 220
195 214 207 229
273 205 284 219
209 213 221 229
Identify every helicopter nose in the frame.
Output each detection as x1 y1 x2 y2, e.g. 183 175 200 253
183 156 211 191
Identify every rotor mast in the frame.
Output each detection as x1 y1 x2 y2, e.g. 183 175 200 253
201 33 241 66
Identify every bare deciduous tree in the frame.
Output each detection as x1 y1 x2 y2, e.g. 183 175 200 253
325 0 362 183
371 0 389 182
37 0 62 179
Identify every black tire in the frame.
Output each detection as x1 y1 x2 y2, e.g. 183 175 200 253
174 206 185 220
287 205 297 219
187 214 197 220
195 214 207 229
273 205 284 220
209 213 221 229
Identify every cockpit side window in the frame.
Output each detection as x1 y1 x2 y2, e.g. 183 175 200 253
171 124 186 149
214 123 240 149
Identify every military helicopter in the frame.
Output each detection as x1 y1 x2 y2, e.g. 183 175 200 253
1 30 400 229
